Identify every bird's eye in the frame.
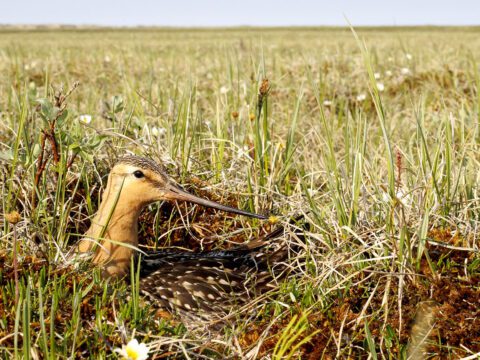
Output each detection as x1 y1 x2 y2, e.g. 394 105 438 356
133 170 144 179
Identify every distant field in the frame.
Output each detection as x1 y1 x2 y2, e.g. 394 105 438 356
1 27 479 359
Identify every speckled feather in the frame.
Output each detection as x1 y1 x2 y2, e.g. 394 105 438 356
139 236 289 317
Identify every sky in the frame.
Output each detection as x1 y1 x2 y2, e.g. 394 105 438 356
0 0 479 27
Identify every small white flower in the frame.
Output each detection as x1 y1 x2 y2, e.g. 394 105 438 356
78 115 92 124
356 93 366 102
381 188 412 207
406 53 413 60
387 56 394 62
307 188 318 197
400 67 410 75
24 61 37 70
385 70 392 77
396 188 413 207
323 100 332 106
151 126 166 137
104 55 111 63
376 82 385 92
374 72 381 80
237 145 250 159
219 86 229 94
114 339 149 360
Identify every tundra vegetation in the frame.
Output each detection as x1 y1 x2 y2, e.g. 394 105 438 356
0 26 479 359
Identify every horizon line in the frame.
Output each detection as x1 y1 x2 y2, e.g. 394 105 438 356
1 24 480 29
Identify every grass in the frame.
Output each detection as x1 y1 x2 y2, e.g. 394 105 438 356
0 26 479 359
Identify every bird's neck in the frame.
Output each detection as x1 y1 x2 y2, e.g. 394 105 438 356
77 177 144 278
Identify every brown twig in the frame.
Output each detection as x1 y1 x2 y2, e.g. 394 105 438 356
66 152 79 170
46 129 60 165
395 147 403 189
31 81 80 210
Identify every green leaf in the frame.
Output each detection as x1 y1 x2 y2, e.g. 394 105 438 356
79 150 94 163
0 149 14 161
68 142 81 151
56 109 68 127
32 143 41 158
111 95 124 113
36 98 54 122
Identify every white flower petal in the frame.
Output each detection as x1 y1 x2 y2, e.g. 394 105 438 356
78 115 92 124
115 339 149 360
151 126 166 137
356 93 366 101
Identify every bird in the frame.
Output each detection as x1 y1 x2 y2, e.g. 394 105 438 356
77 155 292 319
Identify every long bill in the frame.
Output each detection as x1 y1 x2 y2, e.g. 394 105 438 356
163 183 267 220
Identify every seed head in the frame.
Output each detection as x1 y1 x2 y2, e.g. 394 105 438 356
259 78 270 97
5 211 21 225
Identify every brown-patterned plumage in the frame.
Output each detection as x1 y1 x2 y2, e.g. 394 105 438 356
139 229 289 318
77 155 290 318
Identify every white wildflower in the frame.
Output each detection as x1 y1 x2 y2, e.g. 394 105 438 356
406 53 413 60
396 188 413 207
78 115 92 124
307 188 318 197
381 188 413 207
376 82 385 92
24 61 37 70
323 100 332 106
114 339 149 360
374 72 381 80
356 93 366 102
104 55 111 63
151 126 166 137
219 86 229 94
400 67 410 75
385 70 392 77
237 145 250 159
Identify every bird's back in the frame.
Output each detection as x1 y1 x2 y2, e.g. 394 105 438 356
138 217 304 319
139 238 291 318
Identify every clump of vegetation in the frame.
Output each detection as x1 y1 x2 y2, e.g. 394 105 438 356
0 26 479 359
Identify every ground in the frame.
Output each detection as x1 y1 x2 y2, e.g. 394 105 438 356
0 26 479 359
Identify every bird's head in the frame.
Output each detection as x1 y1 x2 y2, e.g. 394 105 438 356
108 155 266 219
